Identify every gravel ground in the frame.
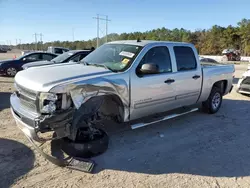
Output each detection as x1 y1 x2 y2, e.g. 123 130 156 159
0 50 22 60
0 57 250 187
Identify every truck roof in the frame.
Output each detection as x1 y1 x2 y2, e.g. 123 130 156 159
108 40 191 47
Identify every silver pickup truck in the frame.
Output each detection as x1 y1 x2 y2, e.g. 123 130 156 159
10 40 234 164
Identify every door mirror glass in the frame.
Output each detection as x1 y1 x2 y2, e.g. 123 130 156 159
140 63 159 74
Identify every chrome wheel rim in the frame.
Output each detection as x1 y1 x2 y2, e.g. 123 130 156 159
212 92 221 110
7 68 17 76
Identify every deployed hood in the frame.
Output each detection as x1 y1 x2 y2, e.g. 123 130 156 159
22 60 52 69
15 63 112 92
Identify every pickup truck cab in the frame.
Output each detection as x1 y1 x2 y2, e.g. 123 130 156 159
10 40 234 163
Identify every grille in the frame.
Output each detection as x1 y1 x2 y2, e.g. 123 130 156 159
19 97 37 111
15 83 37 100
15 83 38 112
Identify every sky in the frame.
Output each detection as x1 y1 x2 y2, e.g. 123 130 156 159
0 0 249 44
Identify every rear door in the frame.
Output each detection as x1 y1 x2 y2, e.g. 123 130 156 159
173 46 202 107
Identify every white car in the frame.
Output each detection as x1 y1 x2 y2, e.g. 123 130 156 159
237 64 250 95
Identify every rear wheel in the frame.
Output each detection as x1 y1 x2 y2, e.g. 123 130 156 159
202 86 222 114
6 67 17 77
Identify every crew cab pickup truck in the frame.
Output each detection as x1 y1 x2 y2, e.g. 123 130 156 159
10 40 234 164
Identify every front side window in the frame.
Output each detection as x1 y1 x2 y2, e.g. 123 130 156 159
26 54 41 61
137 46 172 74
174 46 197 71
81 44 142 72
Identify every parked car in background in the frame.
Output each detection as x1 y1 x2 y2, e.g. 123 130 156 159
237 64 250 95
200 57 218 63
11 40 234 167
0 45 8 53
47 46 69 55
22 50 93 69
0 52 57 76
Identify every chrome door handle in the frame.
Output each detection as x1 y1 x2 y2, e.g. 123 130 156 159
164 79 175 84
192 75 200 79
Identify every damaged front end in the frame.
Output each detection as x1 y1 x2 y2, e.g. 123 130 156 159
11 82 75 142
10 90 95 172
11 76 129 172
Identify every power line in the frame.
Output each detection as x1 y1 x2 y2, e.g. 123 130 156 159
93 14 111 48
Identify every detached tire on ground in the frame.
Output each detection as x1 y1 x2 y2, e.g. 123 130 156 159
61 128 109 158
202 86 222 114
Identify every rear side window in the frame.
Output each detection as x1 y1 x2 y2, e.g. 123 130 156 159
174 46 197 71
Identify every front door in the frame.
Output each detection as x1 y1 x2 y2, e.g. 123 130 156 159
130 46 178 120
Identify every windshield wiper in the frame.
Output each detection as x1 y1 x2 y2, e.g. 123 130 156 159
87 63 115 72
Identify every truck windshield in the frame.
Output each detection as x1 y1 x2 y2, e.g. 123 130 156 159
81 44 142 72
51 52 75 63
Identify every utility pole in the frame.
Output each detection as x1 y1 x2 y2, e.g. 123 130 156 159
72 28 75 42
40 33 43 50
33 33 38 50
19 39 21 49
16 39 18 49
93 14 99 48
106 15 108 43
93 14 111 48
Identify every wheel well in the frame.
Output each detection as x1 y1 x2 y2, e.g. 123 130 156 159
212 80 228 95
98 94 125 122
69 94 125 141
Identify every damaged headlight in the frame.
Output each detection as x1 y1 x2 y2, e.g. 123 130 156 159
39 92 72 114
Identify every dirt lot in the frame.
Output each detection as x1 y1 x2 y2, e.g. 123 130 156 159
1 54 250 187
0 49 22 60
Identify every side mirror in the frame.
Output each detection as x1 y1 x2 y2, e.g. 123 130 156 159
140 63 159 74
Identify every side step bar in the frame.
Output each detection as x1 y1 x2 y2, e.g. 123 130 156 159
131 108 199 129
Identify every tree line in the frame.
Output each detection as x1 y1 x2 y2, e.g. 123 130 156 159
17 18 250 56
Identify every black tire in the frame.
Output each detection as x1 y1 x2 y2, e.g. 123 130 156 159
6 67 17 77
202 86 222 114
61 128 109 158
